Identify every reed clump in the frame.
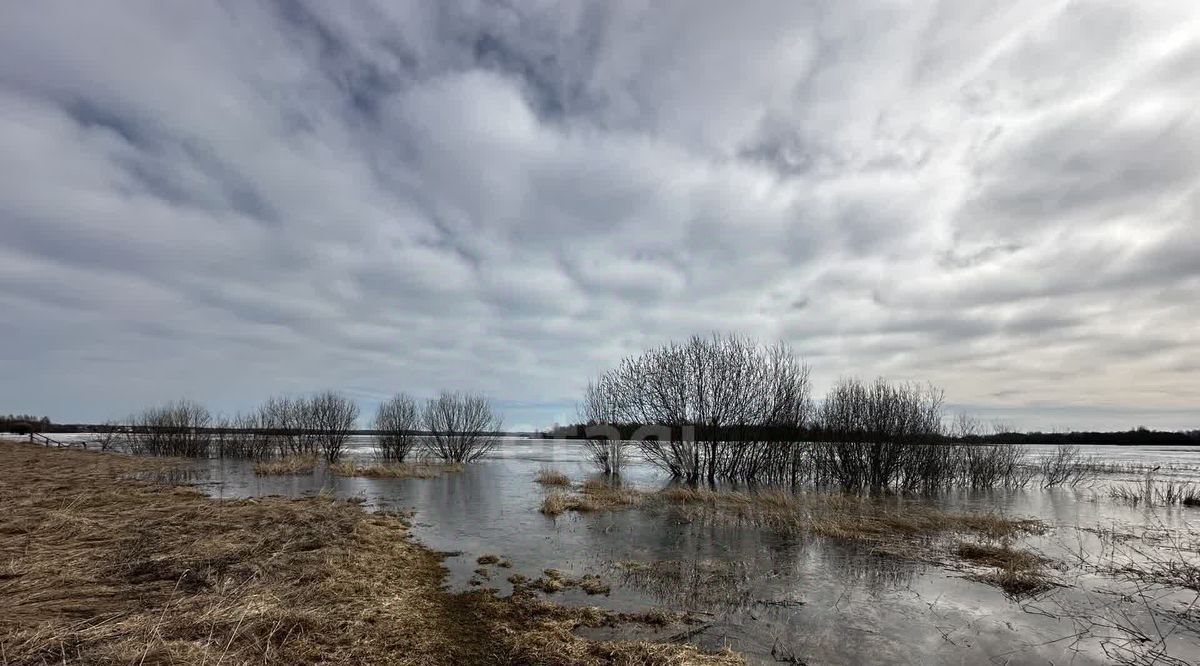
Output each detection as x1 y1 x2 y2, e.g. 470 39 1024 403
541 482 644 517
535 466 571 486
253 453 319 475
0 440 743 665
330 460 464 479
1106 472 1200 507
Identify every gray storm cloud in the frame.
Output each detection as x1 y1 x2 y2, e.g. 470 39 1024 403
1 1 1197 430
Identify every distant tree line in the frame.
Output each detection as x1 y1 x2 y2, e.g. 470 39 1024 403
0 414 51 434
962 427 1200 447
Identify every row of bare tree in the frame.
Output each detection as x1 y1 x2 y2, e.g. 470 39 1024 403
372 391 501 463
125 392 359 461
120 390 500 463
578 333 1048 490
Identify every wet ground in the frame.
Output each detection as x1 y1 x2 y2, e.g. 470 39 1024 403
42 435 1200 664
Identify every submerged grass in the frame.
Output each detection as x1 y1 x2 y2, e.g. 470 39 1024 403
0 440 742 665
955 541 1055 598
507 569 612 597
1105 475 1200 507
542 481 1047 586
546 482 1042 545
253 453 319 475
330 460 465 479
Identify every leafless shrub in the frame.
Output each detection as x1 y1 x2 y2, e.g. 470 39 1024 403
245 393 358 462
951 412 982 438
373 393 420 462
813 377 946 491
582 333 813 483
127 399 212 457
94 420 123 451
1040 444 1097 487
961 443 1036 488
578 381 628 474
421 391 501 463
307 391 359 462
258 395 319 457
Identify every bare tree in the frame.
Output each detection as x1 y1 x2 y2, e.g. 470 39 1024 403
579 376 628 474
128 399 212 457
94 420 122 452
815 377 946 492
581 333 813 483
308 391 359 462
1040 444 1095 487
421 391 501 463
951 413 982 439
374 393 420 462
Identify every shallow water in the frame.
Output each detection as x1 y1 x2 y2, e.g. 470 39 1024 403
37 435 1200 664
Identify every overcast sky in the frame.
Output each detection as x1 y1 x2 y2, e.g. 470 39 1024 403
2 1 1198 432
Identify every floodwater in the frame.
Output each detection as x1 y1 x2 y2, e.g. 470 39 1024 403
46 435 1200 664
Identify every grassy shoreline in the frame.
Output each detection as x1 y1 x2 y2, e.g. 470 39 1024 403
0 441 741 665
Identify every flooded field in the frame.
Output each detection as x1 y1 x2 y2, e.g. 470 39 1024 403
42 435 1200 664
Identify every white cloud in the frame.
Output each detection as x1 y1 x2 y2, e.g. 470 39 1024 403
1 1 1198 431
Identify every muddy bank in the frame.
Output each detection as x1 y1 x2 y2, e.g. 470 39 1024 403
0 441 739 665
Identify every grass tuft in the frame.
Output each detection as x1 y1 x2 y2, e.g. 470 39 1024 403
534 466 570 486
253 453 318 475
330 460 464 479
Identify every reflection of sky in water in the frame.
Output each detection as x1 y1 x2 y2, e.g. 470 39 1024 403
94 437 1200 664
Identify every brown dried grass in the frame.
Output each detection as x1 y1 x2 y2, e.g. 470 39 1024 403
0 440 742 665
956 541 1055 598
253 453 318 475
330 460 464 479
535 467 571 486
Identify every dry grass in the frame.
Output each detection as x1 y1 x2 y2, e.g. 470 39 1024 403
330 460 465 479
509 570 611 597
956 542 1044 570
535 467 571 486
253 453 318 476
956 541 1055 598
541 492 571 516
540 483 644 517
577 575 611 596
1106 478 1200 507
0 440 742 665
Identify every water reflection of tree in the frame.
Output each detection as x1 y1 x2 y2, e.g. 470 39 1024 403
599 513 919 615
828 546 920 595
608 558 756 611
